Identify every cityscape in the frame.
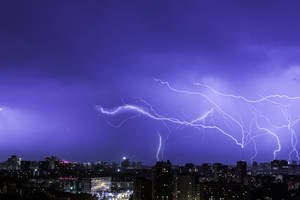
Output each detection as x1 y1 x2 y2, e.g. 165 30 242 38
2 155 300 199
2 0 300 199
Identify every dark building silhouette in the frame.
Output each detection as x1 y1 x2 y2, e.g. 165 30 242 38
121 157 130 169
200 182 248 199
212 163 228 183
178 163 198 175
133 177 152 200
271 160 289 176
175 175 199 200
236 161 247 185
2 154 300 200
5 155 21 171
152 160 174 200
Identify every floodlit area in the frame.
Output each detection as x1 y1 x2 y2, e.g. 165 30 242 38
91 177 111 193
97 190 133 200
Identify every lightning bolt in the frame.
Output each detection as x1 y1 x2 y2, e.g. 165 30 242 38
280 108 300 161
156 130 162 161
194 82 300 104
138 98 171 160
154 78 246 148
253 113 281 160
98 79 300 162
250 138 258 164
194 81 300 161
97 104 243 147
192 81 300 160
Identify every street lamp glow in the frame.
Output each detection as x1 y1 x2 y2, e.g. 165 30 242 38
0 107 3 111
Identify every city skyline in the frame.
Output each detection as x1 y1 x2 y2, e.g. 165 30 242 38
3 154 298 200
2 1 300 164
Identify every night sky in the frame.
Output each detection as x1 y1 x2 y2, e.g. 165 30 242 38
1 1 300 164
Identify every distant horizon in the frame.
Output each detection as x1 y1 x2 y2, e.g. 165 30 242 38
1 153 296 166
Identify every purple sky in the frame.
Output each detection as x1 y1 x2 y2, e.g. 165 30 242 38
1 1 300 164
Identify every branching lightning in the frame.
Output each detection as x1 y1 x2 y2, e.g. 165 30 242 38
194 82 300 104
280 108 300 161
98 79 300 162
194 80 300 161
97 104 243 147
254 115 281 160
154 79 246 148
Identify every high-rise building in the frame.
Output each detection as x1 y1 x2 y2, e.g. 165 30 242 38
271 160 289 175
45 156 60 170
152 160 174 200
175 175 199 200
178 163 198 175
212 163 228 183
133 177 152 200
121 157 130 169
236 161 247 185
